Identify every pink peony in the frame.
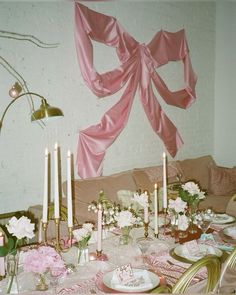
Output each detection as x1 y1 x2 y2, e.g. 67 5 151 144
22 246 65 274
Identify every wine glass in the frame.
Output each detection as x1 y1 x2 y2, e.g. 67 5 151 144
48 267 66 294
195 209 215 239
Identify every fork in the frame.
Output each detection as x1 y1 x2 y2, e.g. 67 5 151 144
167 260 204 280
167 259 187 270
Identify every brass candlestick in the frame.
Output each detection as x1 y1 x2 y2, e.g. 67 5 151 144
96 249 108 261
41 218 73 253
54 218 61 252
68 226 73 247
154 234 159 238
154 183 159 239
42 222 48 244
144 222 149 238
163 208 168 235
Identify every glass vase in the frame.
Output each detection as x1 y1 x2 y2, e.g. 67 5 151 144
34 273 48 291
188 200 199 234
6 253 19 294
119 226 132 245
77 246 89 266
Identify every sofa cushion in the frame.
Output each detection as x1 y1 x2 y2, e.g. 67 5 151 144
63 169 137 202
199 194 232 213
208 165 236 196
178 155 216 191
132 161 182 192
226 194 236 217
62 169 137 222
132 169 155 192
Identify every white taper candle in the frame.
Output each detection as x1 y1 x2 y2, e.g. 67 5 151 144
144 191 149 223
54 142 60 219
154 183 159 235
163 152 168 209
97 203 102 252
42 148 49 223
67 150 73 228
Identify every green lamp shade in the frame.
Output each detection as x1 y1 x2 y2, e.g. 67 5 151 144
31 98 64 122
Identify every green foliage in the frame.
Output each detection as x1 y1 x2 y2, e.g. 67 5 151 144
0 237 16 257
179 187 199 206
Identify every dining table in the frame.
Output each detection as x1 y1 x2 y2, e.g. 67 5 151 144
0 216 235 294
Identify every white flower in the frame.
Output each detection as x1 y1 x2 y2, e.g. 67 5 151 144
73 223 93 242
115 210 136 228
178 214 189 231
181 181 205 200
132 193 149 208
73 228 89 242
181 182 200 196
6 216 35 240
168 197 187 213
198 191 206 200
82 223 94 232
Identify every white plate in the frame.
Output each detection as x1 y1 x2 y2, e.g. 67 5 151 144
212 214 235 224
223 226 236 239
102 268 160 293
173 244 223 262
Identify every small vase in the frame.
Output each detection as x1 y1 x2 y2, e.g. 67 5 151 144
119 226 132 245
188 200 199 234
34 273 48 291
77 247 89 266
6 253 19 294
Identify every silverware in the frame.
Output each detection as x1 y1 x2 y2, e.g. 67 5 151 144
167 259 187 270
167 260 204 280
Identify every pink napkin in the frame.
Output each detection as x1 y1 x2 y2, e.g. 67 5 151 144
210 223 231 232
57 271 104 294
146 250 207 287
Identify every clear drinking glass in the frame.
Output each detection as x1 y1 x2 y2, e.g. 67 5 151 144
49 267 66 294
195 209 215 239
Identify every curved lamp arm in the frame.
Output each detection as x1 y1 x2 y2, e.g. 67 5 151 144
0 92 63 131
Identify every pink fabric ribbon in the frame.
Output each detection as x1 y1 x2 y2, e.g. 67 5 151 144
74 3 197 178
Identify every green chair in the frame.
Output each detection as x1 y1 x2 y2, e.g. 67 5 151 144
171 255 221 293
150 285 172 293
214 247 236 293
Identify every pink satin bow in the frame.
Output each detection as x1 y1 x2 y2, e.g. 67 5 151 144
74 3 197 178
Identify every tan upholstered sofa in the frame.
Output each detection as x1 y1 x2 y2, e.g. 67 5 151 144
61 155 236 223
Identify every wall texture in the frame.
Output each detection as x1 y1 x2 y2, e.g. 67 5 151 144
0 1 215 213
214 2 236 167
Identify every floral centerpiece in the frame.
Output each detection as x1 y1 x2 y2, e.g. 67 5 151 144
88 191 142 245
114 210 138 245
168 197 189 237
73 223 94 248
132 192 149 209
132 192 150 228
73 223 94 265
22 246 65 291
115 210 137 228
179 181 206 206
88 190 121 228
0 216 35 294
179 181 206 234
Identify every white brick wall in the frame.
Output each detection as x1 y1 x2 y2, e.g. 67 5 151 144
214 2 236 167
0 1 215 213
